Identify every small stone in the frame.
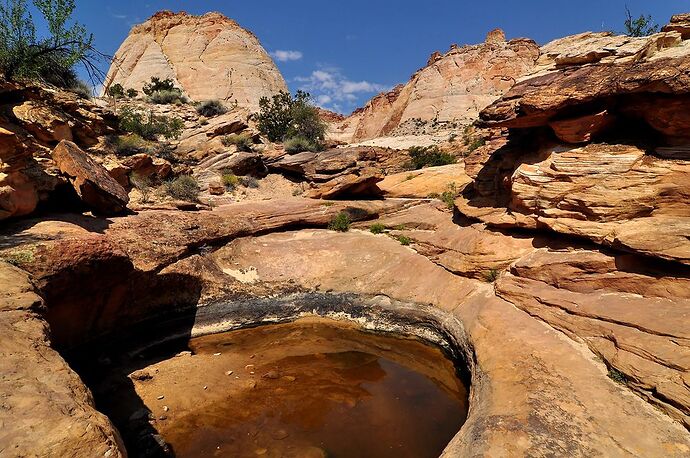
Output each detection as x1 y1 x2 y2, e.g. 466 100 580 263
225 370 234 376
213 352 221 356
262 370 280 380
245 364 255 371
247 380 257 389
255 449 267 456
163 406 169 412
282 375 296 382
157 395 164 400
158 415 168 421
176 351 192 358
203 385 208 390
130 370 153 381
271 429 289 440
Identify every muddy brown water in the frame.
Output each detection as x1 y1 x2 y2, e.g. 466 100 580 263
82 319 469 458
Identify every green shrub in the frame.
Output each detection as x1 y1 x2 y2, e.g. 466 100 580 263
196 100 227 117
107 83 125 98
0 0 96 86
149 89 187 105
165 175 200 201
328 212 350 232
126 88 139 98
142 77 176 95
284 136 319 153
439 182 459 210
484 268 499 283
408 146 456 169
118 106 184 141
130 173 152 202
221 173 239 190
256 90 325 146
369 223 386 234
396 235 412 246
624 7 658 36
115 134 152 156
222 133 254 152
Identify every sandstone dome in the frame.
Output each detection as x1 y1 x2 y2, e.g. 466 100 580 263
103 11 287 112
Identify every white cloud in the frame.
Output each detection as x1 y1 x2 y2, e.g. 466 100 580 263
294 67 389 113
270 50 303 62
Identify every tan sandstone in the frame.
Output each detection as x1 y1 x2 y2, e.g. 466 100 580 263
104 11 287 112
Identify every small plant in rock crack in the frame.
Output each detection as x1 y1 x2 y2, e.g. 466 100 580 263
369 223 386 234
484 269 500 283
396 235 412 246
439 182 459 210
608 368 628 384
328 212 351 232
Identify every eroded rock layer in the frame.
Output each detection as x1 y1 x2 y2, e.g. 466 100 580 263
331 31 539 142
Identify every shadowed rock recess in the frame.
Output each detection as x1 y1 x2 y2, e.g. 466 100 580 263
1 9 690 458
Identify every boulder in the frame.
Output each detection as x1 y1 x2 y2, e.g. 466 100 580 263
306 168 383 199
378 163 471 198
51 140 129 214
103 11 287 112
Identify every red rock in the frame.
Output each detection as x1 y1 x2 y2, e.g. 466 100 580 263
51 140 129 214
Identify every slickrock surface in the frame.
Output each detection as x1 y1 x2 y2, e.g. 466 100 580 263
0 261 125 457
104 11 287 111
331 31 539 142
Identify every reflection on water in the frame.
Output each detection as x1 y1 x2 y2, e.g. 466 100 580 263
168 322 469 457
85 319 469 458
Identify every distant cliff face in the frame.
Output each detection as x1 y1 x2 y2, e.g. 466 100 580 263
330 30 540 143
103 11 287 112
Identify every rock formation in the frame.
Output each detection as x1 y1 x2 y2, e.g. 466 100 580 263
330 30 539 143
104 11 288 112
2 11 690 458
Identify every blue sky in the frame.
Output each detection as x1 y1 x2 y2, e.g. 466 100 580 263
65 0 690 113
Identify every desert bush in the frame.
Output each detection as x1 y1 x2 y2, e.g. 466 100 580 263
196 99 227 117
624 7 658 36
142 77 176 95
284 136 319 153
439 182 459 210
130 173 152 202
165 175 200 201
256 90 325 147
222 133 254 152
408 146 456 169
396 235 412 246
118 106 184 141
0 0 98 86
328 212 350 232
149 89 187 105
115 134 152 156
221 173 240 190
107 83 125 98
369 223 386 234
126 88 139 98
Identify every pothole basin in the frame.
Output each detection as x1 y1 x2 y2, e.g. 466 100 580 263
79 318 469 457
